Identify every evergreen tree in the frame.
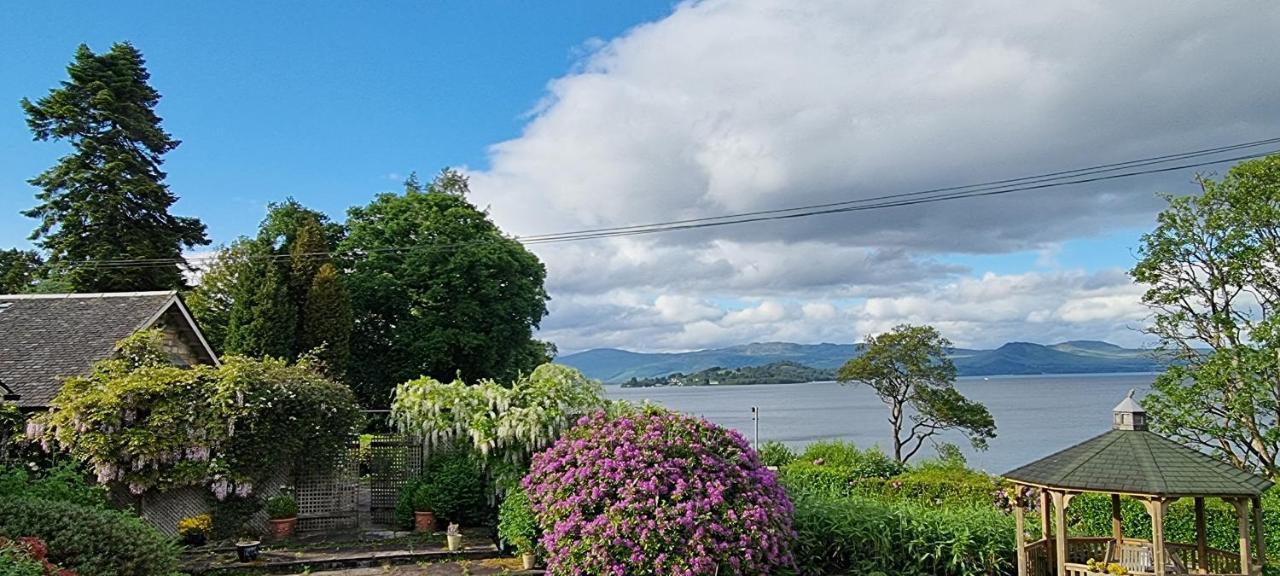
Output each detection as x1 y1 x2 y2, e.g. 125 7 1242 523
21 42 207 291
300 263 353 376
0 249 45 294
185 239 260 353
223 260 295 358
289 216 329 327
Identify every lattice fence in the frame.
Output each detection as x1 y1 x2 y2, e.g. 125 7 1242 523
296 443 361 532
365 434 423 528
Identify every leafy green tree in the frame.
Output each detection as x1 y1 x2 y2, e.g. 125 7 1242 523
21 42 207 291
188 200 348 358
300 262 352 376
1132 155 1280 477
185 239 258 353
223 258 295 358
0 249 44 294
342 169 549 406
837 324 996 463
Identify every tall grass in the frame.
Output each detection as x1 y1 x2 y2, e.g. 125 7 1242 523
786 492 1015 576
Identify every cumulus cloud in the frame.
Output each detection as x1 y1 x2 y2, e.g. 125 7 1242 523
464 0 1280 352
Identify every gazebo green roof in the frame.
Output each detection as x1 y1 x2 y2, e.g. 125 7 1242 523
1003 428 1274 497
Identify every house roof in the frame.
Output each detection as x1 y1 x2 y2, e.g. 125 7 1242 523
1003 428 1274 497
0 291 218 408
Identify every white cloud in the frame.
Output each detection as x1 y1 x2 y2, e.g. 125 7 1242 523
463 0 1279 352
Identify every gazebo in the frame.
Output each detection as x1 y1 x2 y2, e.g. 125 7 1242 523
1003 391 1272 576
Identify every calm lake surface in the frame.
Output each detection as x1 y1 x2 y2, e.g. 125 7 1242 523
606 373 1158 474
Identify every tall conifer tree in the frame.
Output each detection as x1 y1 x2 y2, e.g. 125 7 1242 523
21 42 207 291
301 263 353 376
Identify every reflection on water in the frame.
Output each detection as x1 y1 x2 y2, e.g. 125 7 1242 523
607 373 1157 473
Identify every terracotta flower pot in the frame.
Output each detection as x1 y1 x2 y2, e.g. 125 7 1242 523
414 510 436 532
446 533 463 551
268 517 297 540
521 552 536 570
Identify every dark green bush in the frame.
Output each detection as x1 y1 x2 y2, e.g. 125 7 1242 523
0 462 109 509
394 450 489 529
497 486 539 554
758 440 795 468
0 497 179 576
786 492 1014 576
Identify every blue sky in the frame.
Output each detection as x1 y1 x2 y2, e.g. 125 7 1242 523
0 1 675 248
2 2 1277 352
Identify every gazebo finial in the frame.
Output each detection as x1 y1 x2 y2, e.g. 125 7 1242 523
1113 389 1147 431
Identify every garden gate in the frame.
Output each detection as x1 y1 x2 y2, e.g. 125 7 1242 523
364 434 424 527
290 433 423 532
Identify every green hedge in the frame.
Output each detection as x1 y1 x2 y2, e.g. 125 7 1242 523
0 463 110 510
786 492 1015 576
0 498 179 576
1070 491 1280 564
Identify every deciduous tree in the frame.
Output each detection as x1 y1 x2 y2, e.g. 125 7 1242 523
1132 155 1280 477
837 324 995 463
0 249 44 294
21 42 207 291
343 169 549 406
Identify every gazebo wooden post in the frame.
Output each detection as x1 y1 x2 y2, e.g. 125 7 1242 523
1040 489 1053 565
1194 497 1208 573
1231 498 1253 576
1051 491 1074 576
1111 493 1123 546
1014 497 1028 576
1253 495 1267 568
1144 498 1168 576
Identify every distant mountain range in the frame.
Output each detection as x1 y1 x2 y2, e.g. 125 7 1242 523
559 340 1170 383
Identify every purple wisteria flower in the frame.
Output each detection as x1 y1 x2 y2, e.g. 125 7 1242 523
523 409 796 575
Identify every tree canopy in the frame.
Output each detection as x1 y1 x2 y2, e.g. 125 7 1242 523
342 169 549 406
837 324 996 463
21 42 207 292
1133 154 1280 477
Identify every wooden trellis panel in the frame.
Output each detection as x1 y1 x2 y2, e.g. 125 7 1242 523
366 434 423 528
296 443 360 532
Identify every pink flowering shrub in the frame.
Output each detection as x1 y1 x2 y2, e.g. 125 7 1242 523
523 409 796 575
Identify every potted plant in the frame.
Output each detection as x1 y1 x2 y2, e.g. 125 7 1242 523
498 487 540 570
265 492 299 540
412 484 437 533
446 523 463 551
235 538 260 562
177 514 212 547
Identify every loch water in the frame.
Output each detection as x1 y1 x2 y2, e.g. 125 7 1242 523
606 372 1158 473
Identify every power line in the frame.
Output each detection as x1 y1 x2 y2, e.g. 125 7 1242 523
58 138 1280 270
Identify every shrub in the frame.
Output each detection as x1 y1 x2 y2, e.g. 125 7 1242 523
394 451 488 529
0 464 108 510
798 440 904 477
524 409 796 575
0 541 48 576
852 460 1002 507
497 487 539 554
0 498 179 576
758 441 795 468
30 333 363 498
787 492 1014 576
265 494 298 520
177 514 212 539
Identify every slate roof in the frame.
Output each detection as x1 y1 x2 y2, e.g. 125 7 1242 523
0 291 214 409
1003 428 1274 497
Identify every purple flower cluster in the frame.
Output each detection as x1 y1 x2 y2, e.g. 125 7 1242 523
523 410 796 575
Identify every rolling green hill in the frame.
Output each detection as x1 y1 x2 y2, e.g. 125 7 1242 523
560 340 1169 383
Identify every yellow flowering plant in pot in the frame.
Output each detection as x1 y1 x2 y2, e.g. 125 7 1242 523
177 514 212 547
